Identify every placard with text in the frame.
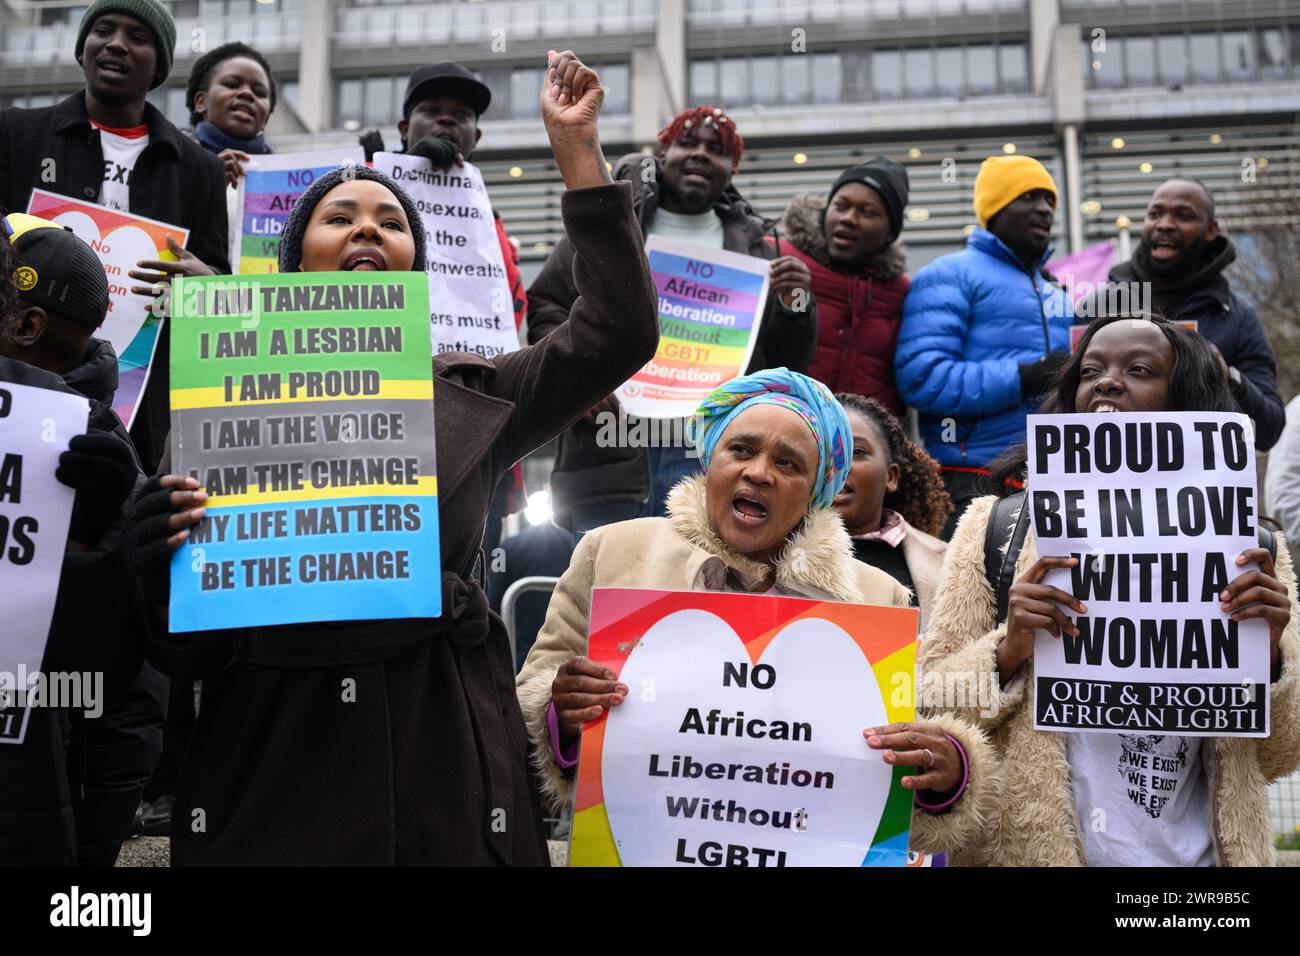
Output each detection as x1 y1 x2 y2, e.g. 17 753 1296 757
1028 412 1270 736
167 273 439 631
614 235 769 419
569 588 919 867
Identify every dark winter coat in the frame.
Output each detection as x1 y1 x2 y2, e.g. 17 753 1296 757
144 182 658 866
526 153 817 525
0 91 231 475
1078 235 1284 450
778 193 910 411
0 348 145 865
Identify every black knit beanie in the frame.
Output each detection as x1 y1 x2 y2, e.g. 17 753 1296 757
75 0 177 90
278 165 428 273
828 156 910 241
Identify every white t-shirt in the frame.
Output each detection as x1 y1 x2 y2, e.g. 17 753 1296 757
1068 732 1214 867
93 122 149 212
648 207 725 249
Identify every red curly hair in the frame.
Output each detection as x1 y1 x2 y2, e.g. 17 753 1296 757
657 106 745 169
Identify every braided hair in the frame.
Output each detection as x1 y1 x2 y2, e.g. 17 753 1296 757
185 42 278 128
836 393 953 537
657 106 745 169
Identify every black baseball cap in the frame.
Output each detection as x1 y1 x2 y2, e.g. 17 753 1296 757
402 62 492 120
4 213 110 329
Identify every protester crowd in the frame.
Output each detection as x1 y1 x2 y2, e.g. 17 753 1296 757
1 0 1297 868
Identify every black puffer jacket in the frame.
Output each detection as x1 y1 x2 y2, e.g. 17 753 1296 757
526 154 817 525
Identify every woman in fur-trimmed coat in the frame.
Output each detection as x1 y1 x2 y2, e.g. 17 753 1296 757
920 315 1300 866
517 369 1000 858
776 166 911 412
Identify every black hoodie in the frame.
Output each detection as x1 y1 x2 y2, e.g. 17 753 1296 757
0 350 145 865
1077 235 1285 450
525 153 818 526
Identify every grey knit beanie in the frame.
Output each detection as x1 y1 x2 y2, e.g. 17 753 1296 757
278 165 428 273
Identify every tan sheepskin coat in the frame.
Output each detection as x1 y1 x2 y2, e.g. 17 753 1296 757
920 495 1300 866
516 474 1003 857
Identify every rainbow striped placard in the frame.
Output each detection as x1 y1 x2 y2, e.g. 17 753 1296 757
570 588 919 867
26 190 188 429
167 272 439 631
233 148 365 274
615 234 770 419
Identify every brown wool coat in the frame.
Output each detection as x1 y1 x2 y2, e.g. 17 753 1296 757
920 495 1300 866
149 182 658 865
517 475 1002 857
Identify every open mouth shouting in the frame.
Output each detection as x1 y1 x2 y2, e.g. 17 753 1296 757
1149 234 1181 261
342 248 387 271
1090 400 1122 413
731 490 770 526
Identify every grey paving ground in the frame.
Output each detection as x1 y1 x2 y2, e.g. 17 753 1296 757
112 837 1298 867
116 837 169 867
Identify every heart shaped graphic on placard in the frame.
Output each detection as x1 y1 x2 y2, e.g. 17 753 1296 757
45 211 159 357
600 609 891 867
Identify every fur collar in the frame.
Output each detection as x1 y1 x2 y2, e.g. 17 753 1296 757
665 474 864 601
780 192 908 279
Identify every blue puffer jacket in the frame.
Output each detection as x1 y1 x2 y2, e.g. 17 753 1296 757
895 228 1072 468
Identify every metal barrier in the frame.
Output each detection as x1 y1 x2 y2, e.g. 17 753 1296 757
500 575 560 672
1269 772 1300 847
499 574 566 841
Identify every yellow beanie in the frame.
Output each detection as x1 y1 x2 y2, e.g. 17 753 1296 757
973 155 1058 228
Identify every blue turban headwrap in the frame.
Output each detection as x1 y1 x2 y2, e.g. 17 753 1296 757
690 367 852 509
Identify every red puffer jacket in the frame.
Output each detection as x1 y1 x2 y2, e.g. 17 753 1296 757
775 194 910 412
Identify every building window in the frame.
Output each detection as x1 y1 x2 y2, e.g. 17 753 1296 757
601 63 630 115
719 58 747 108
751 56 779 106
690 60 717 103
509 69 535 120
781 55 811 105
935 46 963 97
1124 35 1156 87
1221 31 1255 81
872 50 903 100
904 48 934 98
968 45 997 94
841 50 869 103
998 43 1028 92
1157 34 1188 85
812 52 842 104
1258 28 1287 81
1188 33 1221 83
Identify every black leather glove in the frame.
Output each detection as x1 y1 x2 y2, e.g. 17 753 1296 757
55 430 139 546
123 475 180 604
1018 350 1070 400
408 135 461 168
357 129 385 163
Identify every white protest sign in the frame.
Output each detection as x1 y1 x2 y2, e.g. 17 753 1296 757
570 589 919 867
371 152 517 360
0 381 88 744
1028 412 1270 737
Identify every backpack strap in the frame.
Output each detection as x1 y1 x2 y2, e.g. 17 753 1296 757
984 492 1031 625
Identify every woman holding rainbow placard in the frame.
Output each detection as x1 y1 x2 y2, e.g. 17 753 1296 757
517 368 998 863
